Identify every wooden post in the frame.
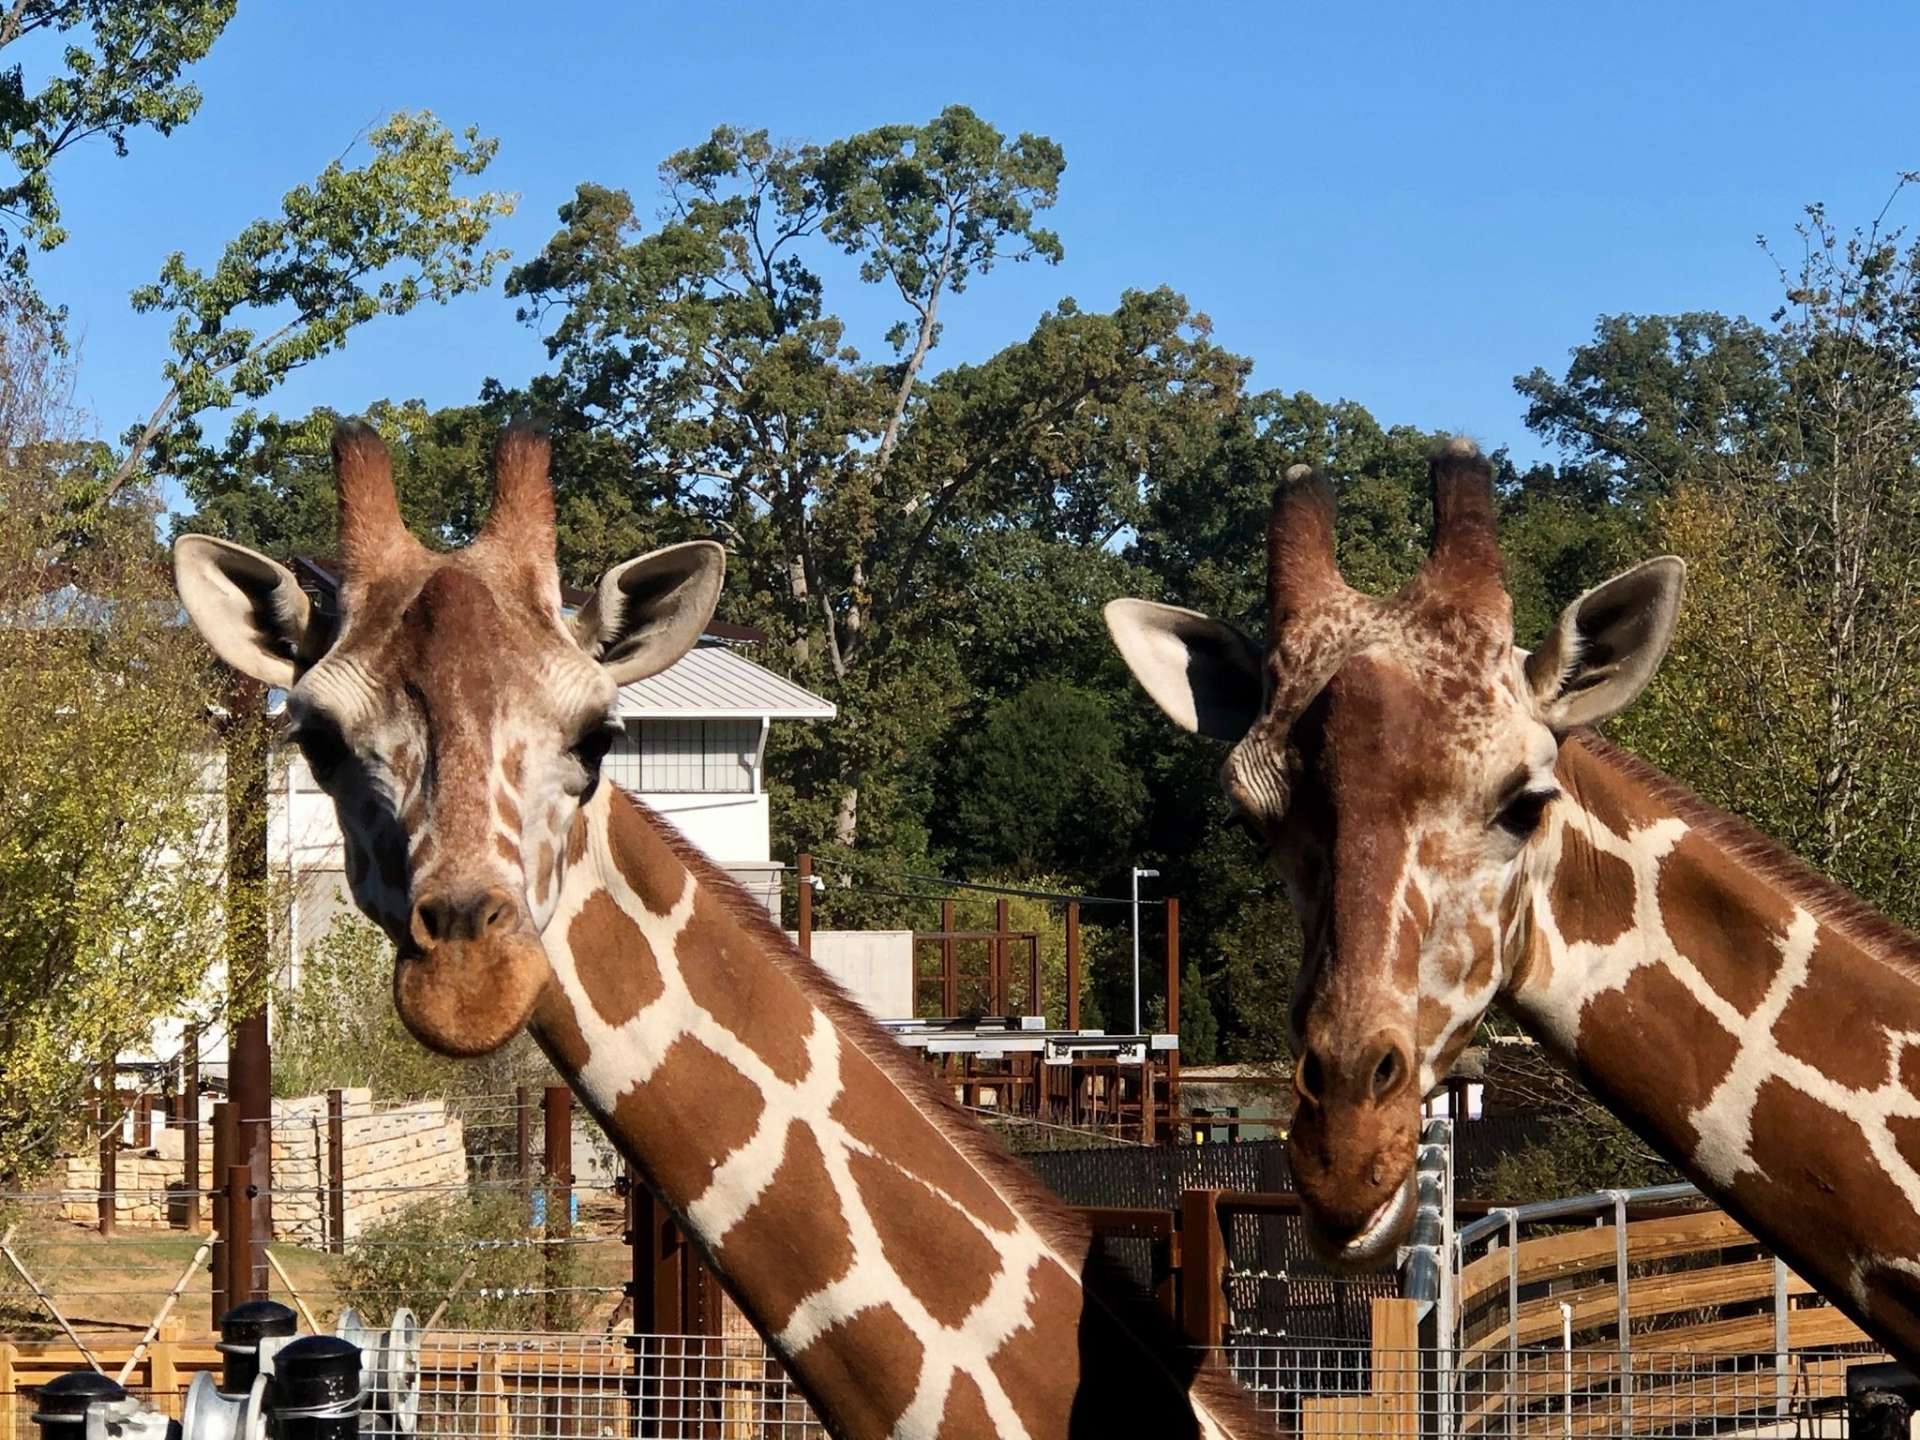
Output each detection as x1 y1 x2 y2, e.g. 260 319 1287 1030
0 1339 16 1440
182 1029 201 1229
471 1352 510 1440
1027 933 1040 1020
1065 902 1081 1031
1371 1296 1421 1437
1180 1189 1228 1353
795 853 813 958
225 1163 254 1308
543 1085 573 1330
148 1322 181 1403
1164 897 1182 1143
96 1061 116 1238
132 1092 153 1148
326 1088 346 1254
993 898 1010 1016
939 900 956 1016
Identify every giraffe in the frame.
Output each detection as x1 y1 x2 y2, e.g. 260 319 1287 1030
171 421 1276 1440
1106 437 1920 1366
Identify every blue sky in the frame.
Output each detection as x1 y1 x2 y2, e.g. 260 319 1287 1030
29 2 1920 480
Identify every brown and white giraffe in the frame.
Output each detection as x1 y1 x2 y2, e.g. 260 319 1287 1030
1108 438 1920 1365
172 421 1275 1440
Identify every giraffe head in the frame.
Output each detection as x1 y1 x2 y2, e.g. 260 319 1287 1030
173 421 724 1057
1108 440 1683 1265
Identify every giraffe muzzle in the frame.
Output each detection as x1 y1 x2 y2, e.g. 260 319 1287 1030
394 887 553 1057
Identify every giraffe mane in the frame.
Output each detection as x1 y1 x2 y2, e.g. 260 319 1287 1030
637 794 1279 1433
1572 730 1920 981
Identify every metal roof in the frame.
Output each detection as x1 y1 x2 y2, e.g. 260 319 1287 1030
615 642 835 720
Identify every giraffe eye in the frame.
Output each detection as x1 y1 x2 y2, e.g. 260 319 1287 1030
1495 788 1558 839
570 720 621 770
289 714 350 783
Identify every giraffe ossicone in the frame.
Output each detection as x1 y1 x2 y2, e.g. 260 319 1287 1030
173 421 1279 1440
1110 439 1920 1366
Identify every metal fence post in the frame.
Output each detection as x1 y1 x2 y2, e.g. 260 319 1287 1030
325 1089 345 1254
96 1061 116 1238
1773 1254 1790 1416
1612 1190 1632 1432
182 1029 201 1230
226 1163 254 1307
1064 902 1081 1031
939 899 957 1016
544 1086 573 1330
795 853 813 959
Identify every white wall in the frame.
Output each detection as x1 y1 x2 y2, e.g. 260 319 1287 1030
791 931 915 1020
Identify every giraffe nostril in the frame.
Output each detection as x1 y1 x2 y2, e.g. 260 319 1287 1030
411 889 519 946
1296 1050 1326 1107
480 887 516 935
1370 1041 1412 1103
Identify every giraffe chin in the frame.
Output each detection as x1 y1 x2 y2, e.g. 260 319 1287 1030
1300 1172 1418 1273
392 936 554 1059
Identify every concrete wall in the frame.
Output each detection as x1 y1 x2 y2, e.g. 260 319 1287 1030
790 930 915 1019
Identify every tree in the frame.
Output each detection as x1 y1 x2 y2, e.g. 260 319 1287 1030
109 111 515 503
1525 186 1920 923
508 115 1242 868
939 680 1146 879
0 1 236 306
0 305 224 1182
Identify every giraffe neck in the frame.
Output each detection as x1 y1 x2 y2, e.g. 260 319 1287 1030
1503 731 1920 1361
527 784 1262 1440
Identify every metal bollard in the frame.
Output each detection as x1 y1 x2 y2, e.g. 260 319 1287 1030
217 1301 299 1397
33 1371 178 1440
268 1337 362 1440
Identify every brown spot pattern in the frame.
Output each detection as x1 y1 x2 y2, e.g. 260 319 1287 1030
1772 934 1914 1091
535 841 556 905
500 741 525 792
567 890 663 1027
1577 963 1740 1156
615 1036 764 1206
495 835 521 868
715 1124 853 1331
607 794 689 914
848 1151 1001 1326
677 891 814 1085
936 1372 996 1437
1658 831 1792 1015
830 1074 1017 1234
794 1304 924 1440
1548 824 1635 948
1561 735 1669 838
496 788 521 833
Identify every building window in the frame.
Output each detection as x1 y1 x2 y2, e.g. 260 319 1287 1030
604 718 757 793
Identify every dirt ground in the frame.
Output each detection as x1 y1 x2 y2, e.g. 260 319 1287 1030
1 1192 633 1339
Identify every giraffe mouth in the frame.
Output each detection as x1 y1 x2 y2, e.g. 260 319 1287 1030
392 932 554 1058
1302 1172 1417 1272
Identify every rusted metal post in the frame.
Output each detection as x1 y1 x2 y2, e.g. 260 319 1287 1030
1164 897 1182 1142
182 1029 201 1229
132 1092 153 1149
1065 902 1081 1030
1027 934 1041 1019
225 1163 254 1307
225 673 274 1298
993 898 1010 1016
795 853 813 959
1180 1189 1228 1353
939 900 956 1016
210 1101 235 1324
515 1085 532 1207
326 1089 346 1255
96 1061 116 1238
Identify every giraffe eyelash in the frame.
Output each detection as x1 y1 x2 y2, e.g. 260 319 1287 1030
1494 788 1559 839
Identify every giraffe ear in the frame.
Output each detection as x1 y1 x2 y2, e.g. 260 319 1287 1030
1525 557 1685 731
1105 598 1264 741
573 540 726 684
173 535 327 688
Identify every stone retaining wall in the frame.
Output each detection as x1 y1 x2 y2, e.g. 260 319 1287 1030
60 1088 467 1242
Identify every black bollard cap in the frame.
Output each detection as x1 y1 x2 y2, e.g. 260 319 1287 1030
32 1370 126 1427
274 1335 362 1412
221 1300 299 1347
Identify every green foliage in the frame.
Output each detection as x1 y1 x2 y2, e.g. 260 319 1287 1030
339 1189 586 1330
0 1 235 298
115 112 514 501
940 681 1144 879
0 307 224 1183
273 914 550 1107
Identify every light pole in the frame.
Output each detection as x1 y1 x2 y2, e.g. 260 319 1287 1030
1131 866 1159 1034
